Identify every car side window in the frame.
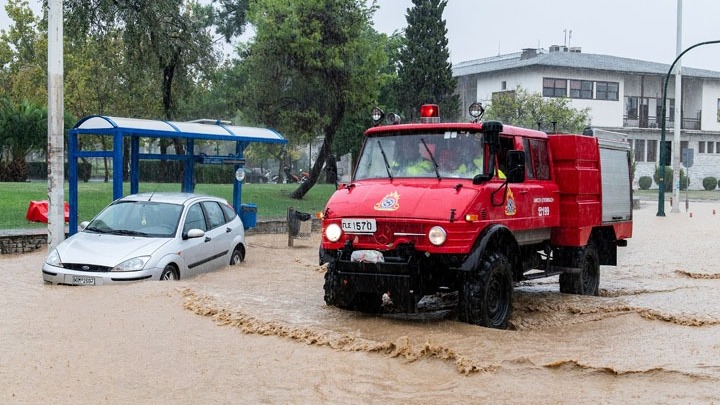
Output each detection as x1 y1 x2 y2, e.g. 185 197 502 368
202 201 226 229
183 204 207 234
220 202 237 221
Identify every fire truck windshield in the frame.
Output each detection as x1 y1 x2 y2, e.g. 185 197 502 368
354 131 486 180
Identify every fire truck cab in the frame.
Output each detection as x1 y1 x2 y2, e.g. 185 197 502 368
319 103 632 329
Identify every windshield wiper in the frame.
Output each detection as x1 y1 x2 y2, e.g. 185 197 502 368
84 225 107 234
107 229 149 237
420 138 441 180
376 140 393 180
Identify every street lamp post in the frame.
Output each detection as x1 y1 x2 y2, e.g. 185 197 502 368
657 40 720 216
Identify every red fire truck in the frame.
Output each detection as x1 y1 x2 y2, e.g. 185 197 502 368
319 103 633 329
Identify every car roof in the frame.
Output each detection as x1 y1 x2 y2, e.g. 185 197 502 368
116 192 224 205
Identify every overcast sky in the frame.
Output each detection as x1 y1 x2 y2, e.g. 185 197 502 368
3 0 720 72
372 0 720 72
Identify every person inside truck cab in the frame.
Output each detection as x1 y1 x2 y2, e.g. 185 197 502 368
403 143 436 176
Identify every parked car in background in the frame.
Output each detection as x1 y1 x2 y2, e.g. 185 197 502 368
42 193 246 286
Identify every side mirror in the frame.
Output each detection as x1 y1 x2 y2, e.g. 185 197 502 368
506 150 526 183
183 228 205 240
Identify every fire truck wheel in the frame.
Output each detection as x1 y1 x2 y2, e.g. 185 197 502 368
559 244 600 296
323 261 351 309
457 252 513 329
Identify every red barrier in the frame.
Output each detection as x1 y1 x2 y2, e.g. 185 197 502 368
26 200 69 223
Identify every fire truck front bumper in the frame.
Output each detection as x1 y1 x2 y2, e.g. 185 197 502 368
334 258 414 295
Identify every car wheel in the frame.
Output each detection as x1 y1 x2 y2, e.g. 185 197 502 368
457 252 513 329
559 243 600 296
230 245 245 265
160 265 178 281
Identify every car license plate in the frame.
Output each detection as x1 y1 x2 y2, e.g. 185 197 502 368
73 276 95 285
342 218 377 233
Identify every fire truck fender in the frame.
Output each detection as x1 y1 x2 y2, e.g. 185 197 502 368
458 224 521 276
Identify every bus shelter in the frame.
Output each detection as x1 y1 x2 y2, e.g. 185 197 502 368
67 116 287 235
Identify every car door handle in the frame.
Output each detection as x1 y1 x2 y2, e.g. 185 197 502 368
204 237 212 242
226 227 232 233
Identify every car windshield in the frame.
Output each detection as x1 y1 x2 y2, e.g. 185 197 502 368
354 131 486 180
85 200 183 238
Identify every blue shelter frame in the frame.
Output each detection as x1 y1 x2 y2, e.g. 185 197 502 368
67 116 287 235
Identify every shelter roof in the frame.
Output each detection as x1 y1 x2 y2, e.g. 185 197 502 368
71 115 287 144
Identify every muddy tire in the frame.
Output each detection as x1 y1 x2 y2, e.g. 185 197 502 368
160 264 178 281
559 244 600 296
457 252 513 329
323 261 351 309
230 245 245 265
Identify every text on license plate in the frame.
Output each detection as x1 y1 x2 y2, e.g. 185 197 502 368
341 218 377 233
73 276 95 285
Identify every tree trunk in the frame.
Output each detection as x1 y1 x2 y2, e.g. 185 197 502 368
290 101 345 199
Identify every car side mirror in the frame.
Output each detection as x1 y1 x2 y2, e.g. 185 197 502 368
183 228 205 240
506 150 525 183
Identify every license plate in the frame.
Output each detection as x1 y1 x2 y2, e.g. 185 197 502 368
342 218 377 233
73 276 95 285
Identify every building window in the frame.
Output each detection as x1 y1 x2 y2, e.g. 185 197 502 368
633 139 646 162
717 142 720 154
569 80 593 99
596 81 619 100
647 140 657 162
501 81 507 90
717 99 720 122
699 141 706 154
626 97 639 119
543 78 567 97
709 142 715 154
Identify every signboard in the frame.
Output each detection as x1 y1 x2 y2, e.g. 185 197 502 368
681 148 694 168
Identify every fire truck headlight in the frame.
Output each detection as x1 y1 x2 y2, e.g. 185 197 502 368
428 226 447 246
326 223 342 242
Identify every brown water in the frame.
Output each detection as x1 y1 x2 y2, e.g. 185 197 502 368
2 201 720 404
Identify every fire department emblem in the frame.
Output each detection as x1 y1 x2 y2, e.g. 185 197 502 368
505 187 517 216
374 191 400 211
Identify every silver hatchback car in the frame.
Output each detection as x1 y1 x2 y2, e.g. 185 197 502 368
42 193 246 285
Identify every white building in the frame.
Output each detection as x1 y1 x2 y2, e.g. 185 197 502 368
453 46 720 189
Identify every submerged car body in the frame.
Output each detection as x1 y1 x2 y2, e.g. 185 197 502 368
42 193 246 286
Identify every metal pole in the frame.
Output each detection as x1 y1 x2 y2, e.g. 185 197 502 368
671 0 682 213
47 0 65 248
657 39 720 216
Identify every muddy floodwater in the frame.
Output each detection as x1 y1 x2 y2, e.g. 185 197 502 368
2 200 720 404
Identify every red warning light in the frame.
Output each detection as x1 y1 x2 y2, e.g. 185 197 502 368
420 104 439 118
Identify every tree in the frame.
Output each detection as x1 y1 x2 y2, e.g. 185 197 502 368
0 97 47 181
0 0 46 105
239 0 383 199
485 87 590 134
395 0 459 121
64 1 220 120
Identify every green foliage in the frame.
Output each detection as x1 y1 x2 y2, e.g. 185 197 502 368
638 176 652 190
395 0 459 121
653 166 688 191
702 176 718 191
0 0 46 105
63 0 220 120
0 98 47 181
485 87 590 133
653 166 673 192
241 0 383 198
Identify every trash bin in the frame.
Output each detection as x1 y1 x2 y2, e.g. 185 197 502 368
287 207 311 237
240 203 257 230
